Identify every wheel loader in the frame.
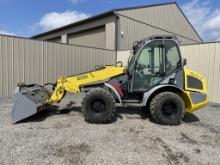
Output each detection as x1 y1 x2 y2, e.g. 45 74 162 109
11 35 208 125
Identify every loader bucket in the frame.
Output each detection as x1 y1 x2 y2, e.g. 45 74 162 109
11 85 51 123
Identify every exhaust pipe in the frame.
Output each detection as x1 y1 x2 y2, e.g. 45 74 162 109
11 84 51 123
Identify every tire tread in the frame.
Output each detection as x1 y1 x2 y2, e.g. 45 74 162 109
82 88 116 123
149 92 185 125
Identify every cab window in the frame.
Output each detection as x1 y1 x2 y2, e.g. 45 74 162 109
132 40 181 91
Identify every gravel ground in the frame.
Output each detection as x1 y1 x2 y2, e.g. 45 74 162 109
0 93 220 165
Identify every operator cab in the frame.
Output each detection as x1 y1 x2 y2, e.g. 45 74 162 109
128 36 183 92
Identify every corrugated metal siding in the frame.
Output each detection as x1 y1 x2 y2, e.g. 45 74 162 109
68 26 106 48
0 35 116 97
116 3 201 50
117 16 198 50
181 43 220 103
117 50 132 66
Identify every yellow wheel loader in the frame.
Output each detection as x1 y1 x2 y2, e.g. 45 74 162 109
11 36 208 125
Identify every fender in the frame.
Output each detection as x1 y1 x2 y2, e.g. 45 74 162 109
142 84 185 106
104 83 122 104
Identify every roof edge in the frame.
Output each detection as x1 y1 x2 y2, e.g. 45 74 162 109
31 2 177 39
31 10 114 39
113 1 176 12
175 3 203 43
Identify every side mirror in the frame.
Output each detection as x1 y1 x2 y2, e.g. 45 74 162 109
132 41 139 50
183 58 187 66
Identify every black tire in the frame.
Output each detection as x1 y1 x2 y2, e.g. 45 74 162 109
149 92 185 125
82 88 116 123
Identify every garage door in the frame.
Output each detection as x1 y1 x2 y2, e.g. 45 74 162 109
68 26 106 49
47 37 61 43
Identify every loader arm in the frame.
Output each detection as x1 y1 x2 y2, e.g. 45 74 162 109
48 66 125 104
11 66 125 123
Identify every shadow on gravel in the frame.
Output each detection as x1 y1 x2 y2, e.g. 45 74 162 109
16 106 199 124
17 105 81 123
116 107 151 120
17 106 150 124
183 112 200 123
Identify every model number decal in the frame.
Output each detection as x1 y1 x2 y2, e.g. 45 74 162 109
76 74 88 80
188 71 203 81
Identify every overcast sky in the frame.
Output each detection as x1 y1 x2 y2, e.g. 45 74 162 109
0 0 220 42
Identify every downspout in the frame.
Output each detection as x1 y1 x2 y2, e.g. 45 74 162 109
115 14 119 63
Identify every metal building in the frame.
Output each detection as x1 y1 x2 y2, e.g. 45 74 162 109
32 2 202 50
4 1 220 103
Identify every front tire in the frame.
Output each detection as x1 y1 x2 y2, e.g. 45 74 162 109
82 88 116 123
149 92 185 125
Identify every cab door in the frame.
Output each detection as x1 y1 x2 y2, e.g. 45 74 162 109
130 40 181 92
131 40 164 92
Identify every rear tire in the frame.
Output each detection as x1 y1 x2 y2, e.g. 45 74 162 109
82 88 116 123
149 92 185 125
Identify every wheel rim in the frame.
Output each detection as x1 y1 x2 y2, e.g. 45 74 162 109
91 99 106 113
161 101 178 118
